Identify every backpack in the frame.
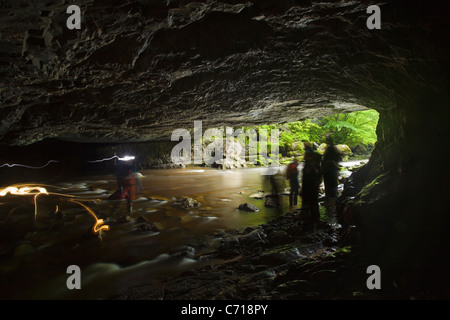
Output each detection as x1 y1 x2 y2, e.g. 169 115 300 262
286 163 297 179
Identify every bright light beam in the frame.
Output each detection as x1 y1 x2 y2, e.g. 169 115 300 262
87 155 135 163
0 160 59 169
118 155 135 161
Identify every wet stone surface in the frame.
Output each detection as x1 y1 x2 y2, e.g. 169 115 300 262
109 210 393 300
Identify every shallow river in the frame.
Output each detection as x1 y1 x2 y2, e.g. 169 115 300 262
0 160 366 299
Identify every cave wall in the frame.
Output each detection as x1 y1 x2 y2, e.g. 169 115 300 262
1 0 448 146
339 90 450 297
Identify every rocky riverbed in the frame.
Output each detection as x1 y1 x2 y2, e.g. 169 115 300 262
109 209 404 300
0 161 436 300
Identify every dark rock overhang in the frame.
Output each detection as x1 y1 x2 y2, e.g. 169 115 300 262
0 0 448 145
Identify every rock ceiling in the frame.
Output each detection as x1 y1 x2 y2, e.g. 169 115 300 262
0 0 448 145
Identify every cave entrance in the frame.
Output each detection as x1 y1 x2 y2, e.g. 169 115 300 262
257 109 379 165
242 108 379 219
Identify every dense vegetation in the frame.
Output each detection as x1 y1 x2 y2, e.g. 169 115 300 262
248 109 379 164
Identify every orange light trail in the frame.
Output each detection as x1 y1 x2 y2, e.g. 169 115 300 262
0 184 109 237
0 186 48 218
70 199 110 236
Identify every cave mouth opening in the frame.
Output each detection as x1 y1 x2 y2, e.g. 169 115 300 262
261 108 380 165
0 108 380 182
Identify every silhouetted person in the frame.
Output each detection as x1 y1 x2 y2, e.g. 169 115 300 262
321 137 342 216
262 165 282 213
263 163 279 195
301 142 322 231
286 158 300 208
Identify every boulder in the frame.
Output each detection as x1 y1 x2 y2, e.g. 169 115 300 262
238 203 259 212
335 144 352 157
264 195 280 208
317 143 327 154
214 138 247 169
136 222 160 233
176 197 201 208
318 143 352 158
351 144 368 155
117 215 133 223
249 192 265 200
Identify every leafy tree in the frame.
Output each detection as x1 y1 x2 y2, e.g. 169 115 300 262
245 109 379 159
318 110 379 147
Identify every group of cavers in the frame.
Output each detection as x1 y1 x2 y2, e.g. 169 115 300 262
107 137 343 225
285 137 342 230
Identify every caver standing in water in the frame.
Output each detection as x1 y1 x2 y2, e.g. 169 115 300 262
110 158 143 215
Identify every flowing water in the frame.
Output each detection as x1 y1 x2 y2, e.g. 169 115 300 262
0 160 367 299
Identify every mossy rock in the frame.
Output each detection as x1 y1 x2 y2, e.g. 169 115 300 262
317 143 327 154
318 143 352 157
352 144 368 155
335 144 352 156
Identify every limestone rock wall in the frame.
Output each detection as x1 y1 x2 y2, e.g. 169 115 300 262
1 1 448 146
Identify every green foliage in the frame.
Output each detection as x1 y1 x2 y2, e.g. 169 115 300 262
246 109 379 158
318 110 379 147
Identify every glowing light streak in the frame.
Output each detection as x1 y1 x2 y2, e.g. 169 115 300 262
0 160 59 169
0 184 109 237
70 199 110 236
0 186 48 218
87 155 135 163
119 155 135 161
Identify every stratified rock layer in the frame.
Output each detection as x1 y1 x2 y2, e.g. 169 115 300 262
1 1 448 146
